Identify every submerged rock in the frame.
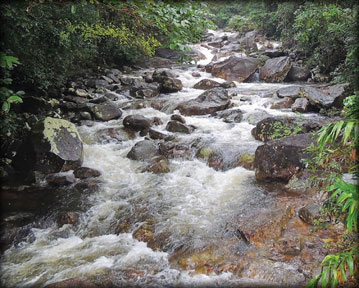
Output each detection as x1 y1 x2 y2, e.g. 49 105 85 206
56 212 79 227
13 117 83 176
73 167 101 179
177 87 230 116
46 174 76 186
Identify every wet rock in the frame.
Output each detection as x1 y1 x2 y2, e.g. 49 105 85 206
192 72 201 78
160 143 193 160
74 179 102 192
74 89 89 98
143 156 170 174
166 121 195 134
270 97 294 109
214 108 243 123
119 76 143 86
262 50 286 58
89 96 107 104
242 259 305 285
238 153 255 170
259 56 292 83
74 167 101 179
152 70 183 93
177 87 230 116
239 33 258 53
285 171 314 194
235 206 295 243
208 41 223 48
211 56 259 82
220 81 236 88
299 203 321 225
291 98 310 113
123 114 152 132
46 174 76 186
254 133 315 182
13 117 83 175
148 129 174 141
286 65 310 82
186 48 206 60
152 117 163 126
302 83 350 109
80 111 92 120
193 79 221 90
244 110 271 125
89 102 122 121
127 140 160 161
155 48 179 60
170 114 186 124
43 278 98 288
56 212 79 227
129 82 160 99
274 238 303 256
94 127 135 143
277 86 303 99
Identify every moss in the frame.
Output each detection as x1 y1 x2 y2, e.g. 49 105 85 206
240 153 255 164
199 148 213 158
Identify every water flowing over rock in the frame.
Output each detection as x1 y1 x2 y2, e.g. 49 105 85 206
177 87 230 115
210 56 259 82
254 133 315 181
13 117 83 176
259 56 292 82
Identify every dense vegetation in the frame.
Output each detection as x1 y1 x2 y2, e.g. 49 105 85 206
207 0 359 89
0 0 213 94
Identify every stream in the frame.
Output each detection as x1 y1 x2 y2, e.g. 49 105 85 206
0 30 336 287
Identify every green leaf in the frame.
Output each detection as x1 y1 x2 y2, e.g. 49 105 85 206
71 5 76 14
7 95 23 103
346 255 354 275
2 101 10 112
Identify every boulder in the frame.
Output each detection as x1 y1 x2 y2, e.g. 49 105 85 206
177 87 230 116
244 110 271 125
148 129 174 141
152 70 183 93
270 97 294 109
142 156 170 174
155 48 179 60
46 174 76 186
13 117 83 175
302 84 350 109
94 128 135 143
214 108 243 123
74 179 102 192
123 115 152 132
170 114 186 124
259 56 292 83
277 86 303 99
211 56 259 82
43 278 98 288
291 98 310 113
192 72 201 78
193 79 221 90
129 82 160 98
73 167 101 179
89 102 122 121
254 133 315 182
56 212 79 227
286 65 310 82
298 203 321 225
166 121 195 134
127 140 160 161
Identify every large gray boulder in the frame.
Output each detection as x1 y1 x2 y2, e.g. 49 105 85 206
89 101 122 121
13 117 83 176
302 84 349 108
254 133 315 182
210 56 259 82
177 87 231 116
286 65 310 82
127 140 160 161
259 56 292 83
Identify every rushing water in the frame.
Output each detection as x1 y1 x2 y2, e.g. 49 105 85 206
1 30 322 287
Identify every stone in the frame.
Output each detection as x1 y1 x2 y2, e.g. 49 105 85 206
43 278 98 288
244 110 271 125
127 140 160 161
56 212 79 227
13 117 83 175
80 111 92 120
74 179 102 192
94 128 135 143
286 65 310 82
254 133 315 182
74 89 89 98
274 238 303 256
270 97 294 109
211 56 259 82
214 108 243 123
170 114 186 124
166 121 195 134
193 79 221 90
152 70 183 93
277 86 303 99
291 98 310 113
145 57 173 68
148 129 174 141
155 48 179 60
152 117 163 126
89 102 122 121
302 84 350 109
129 82 160 99
177 87 230 116
46 174 76 186
159 143 193 160
192 72 201 78
143 156 170 174
259 56 292 83
123 115 152 132
73 167 101 179
298 203 321 225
